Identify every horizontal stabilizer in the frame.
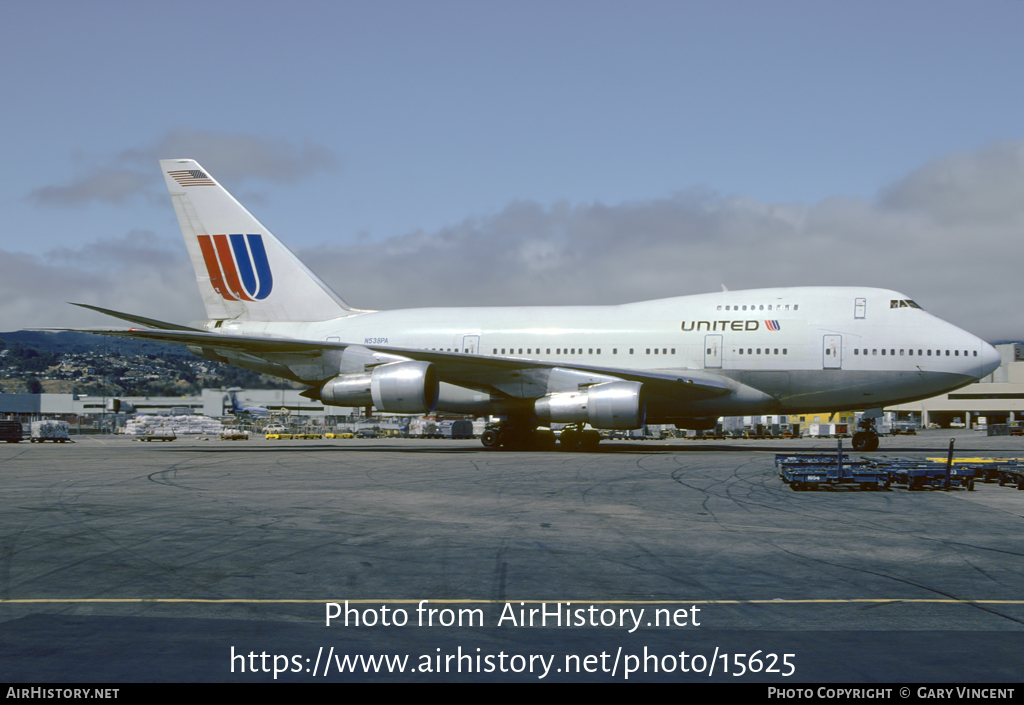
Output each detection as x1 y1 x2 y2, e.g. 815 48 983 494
70 303 203 331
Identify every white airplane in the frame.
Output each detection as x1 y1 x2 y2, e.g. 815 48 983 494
226 391 271 419
64 159 1001 451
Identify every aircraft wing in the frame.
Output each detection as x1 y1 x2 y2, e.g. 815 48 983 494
370 344 735 402
44 326 735 403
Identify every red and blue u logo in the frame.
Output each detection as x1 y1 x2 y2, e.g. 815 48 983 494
197 234 274 301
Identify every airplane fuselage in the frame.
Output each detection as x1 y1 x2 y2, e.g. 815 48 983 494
201 285 998 423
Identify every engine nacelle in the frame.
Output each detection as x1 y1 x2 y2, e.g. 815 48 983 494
534 381 645 430
320 361 439 414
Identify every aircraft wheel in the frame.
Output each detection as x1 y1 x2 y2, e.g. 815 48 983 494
579 430 601 451
532 429 557 450
853 432 880 452
480 429 500 448
559 430 580 450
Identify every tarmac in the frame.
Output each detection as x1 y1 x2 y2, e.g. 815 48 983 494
1 429 1022 683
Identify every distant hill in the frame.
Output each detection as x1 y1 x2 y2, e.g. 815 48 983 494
0 330 300 394
0 330 193 358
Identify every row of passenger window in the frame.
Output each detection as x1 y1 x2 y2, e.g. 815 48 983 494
717 304 799 312
490 347 679 356
853 348 977 357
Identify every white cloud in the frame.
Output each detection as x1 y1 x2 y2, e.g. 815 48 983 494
29 130 338 207
119 128 339 184
880 140 1024 225
29 168 152 207
0 232 203 331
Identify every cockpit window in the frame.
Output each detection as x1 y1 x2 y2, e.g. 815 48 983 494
891 299 924 310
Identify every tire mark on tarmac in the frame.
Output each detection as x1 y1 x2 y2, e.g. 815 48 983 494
650 452 1024 619
12 452 243 597
762 538 1024 627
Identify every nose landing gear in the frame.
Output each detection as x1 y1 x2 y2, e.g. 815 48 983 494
851 417 880 452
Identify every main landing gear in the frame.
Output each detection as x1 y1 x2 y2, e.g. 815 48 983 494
480 422 555 450
480 421 601 451
555 424 602 451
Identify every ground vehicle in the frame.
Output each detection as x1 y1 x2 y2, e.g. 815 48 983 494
0 420 23 443
31 420 70 443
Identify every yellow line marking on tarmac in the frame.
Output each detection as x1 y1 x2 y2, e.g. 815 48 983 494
3 599 1024 605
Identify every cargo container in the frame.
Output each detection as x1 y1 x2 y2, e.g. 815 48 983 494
438 419 474 439
30 420 70 443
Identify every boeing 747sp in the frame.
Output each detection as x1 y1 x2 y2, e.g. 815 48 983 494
62 159 1000 451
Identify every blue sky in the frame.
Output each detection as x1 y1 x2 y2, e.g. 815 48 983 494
3 1 1024 340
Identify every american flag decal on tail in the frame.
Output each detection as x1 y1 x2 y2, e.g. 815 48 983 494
168 169 214 187
765 320 781 331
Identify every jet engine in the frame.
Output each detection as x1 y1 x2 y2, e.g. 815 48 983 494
534 381 645 429
320 360 439 414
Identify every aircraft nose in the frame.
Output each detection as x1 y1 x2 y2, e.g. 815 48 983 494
979 340 1001 379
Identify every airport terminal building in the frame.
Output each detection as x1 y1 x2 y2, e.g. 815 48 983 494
0 389 348 424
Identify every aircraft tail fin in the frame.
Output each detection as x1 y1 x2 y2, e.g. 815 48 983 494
160 159 354 323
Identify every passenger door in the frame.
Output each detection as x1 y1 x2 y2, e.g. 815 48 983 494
704 334 722 369
823 335 842 369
